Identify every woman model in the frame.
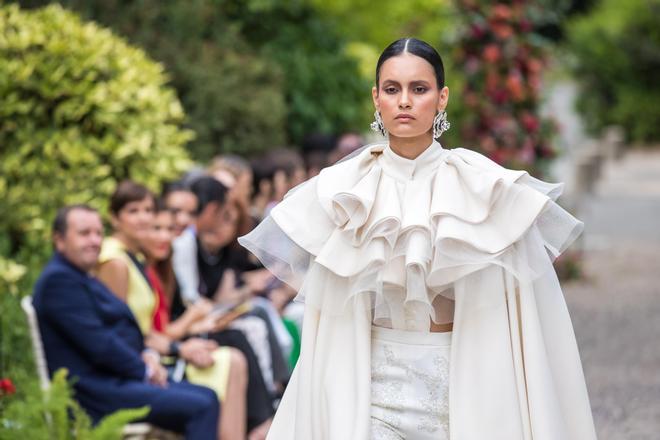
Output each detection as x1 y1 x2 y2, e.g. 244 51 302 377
239 38 597 440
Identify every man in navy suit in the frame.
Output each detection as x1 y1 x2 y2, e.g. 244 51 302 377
33 204 220 439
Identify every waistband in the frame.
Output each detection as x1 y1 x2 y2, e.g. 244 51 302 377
371 325 452 347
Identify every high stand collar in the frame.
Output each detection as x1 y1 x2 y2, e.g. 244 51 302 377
380 140 446 181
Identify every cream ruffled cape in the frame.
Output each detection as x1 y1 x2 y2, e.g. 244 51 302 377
239 141 597 440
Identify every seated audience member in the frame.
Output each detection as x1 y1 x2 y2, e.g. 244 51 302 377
173 177 290 393
172 176 227 305
330 132 364 163
145 199 273 439
162 180 198 237
250 148 307 220
300 132 335 177
96 180 159 334
33 204 219 439
145 198 252 440
208 155 254 219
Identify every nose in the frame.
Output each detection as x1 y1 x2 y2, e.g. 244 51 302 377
399 89 411 109
91 232 103 247
141 210 154 224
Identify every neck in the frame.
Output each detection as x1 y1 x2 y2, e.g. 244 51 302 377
388 133 434 159
56 252 90 274
112 232 140 254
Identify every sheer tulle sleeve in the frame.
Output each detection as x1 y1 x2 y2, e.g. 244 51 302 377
237 215 311 291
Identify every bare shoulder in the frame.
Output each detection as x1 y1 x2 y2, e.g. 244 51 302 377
95 258 129 299
97 258 129 276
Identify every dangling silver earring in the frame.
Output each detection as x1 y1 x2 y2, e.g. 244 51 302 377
370 111 387 137
433 110 450 139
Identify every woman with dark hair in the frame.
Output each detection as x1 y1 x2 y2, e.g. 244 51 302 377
97 180 159 333
144 199 277 440
143 200 249 440
240 38 597 439
162 180 198 237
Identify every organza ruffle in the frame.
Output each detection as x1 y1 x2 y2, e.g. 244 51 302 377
238 142 583 330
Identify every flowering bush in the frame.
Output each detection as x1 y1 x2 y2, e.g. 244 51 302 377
454 0 559 175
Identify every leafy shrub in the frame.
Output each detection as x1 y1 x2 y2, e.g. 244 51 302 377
0 3 193 272
23 0 289 160
20 0 369 158
231 1 370 144
567 0 660 143
0 369 149 439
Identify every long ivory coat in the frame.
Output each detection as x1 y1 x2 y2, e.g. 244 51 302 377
239 141 598 440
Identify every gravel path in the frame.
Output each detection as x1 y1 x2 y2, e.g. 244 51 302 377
563 149 660 440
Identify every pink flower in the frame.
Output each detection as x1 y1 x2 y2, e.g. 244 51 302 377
492 88 509 104
486 71 500 93
465 57 481 75
518 140 536 165
506 71 525 101
491 22 514 39
465 92 480 108
483 44 501 63
491 4 513 21
519 19 533 33
470 24 486 39
521 112 540 133
527 58 543 74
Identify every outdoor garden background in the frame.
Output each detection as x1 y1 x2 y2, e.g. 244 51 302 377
1 0 659 438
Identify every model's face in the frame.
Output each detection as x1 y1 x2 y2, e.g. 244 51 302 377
372 52 449 141
54 209 104 272
112 196 155 245
164 190 197 236
145 211 175 261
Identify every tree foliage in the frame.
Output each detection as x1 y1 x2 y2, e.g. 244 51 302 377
566 0 660 143
21 0 370 158
0 3 192 270
230 1 371 144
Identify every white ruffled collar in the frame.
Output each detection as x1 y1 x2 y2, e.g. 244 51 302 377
381 140 446 181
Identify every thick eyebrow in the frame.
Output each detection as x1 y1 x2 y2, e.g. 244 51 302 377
381 79 432 88
381 79 401 87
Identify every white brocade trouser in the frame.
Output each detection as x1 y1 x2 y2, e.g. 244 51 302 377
370 326 452 440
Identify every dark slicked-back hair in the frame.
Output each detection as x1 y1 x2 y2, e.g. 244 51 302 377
375 37 445 90
190 176 227 215
52 204 98 236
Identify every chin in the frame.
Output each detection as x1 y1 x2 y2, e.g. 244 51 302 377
388 130 430 139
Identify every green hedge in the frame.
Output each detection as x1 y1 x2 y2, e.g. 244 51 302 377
0 3 192 273
567 0 660 143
